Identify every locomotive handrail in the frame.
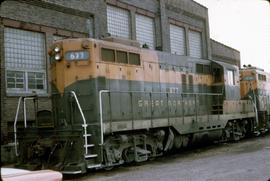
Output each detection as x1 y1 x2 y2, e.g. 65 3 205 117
14 96 37 156
70 91 89 155
98 90 223 96
14 97 23 156
23 97 37 128
54 90 223 96
248 95 259 126
70 91 87 125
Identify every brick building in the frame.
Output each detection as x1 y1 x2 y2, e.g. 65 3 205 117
0 0 240 141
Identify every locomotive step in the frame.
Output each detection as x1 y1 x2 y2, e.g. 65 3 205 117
87 164 102 169
211 109 223 111
85 154 98 158
212 105 223 108
84 144 95 148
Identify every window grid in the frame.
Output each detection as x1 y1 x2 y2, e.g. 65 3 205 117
170 24 186 55
28 72 45 90
189 30 202 58
136 14 155 49
107 5 130 38
6 71 24 89
4 28 47 94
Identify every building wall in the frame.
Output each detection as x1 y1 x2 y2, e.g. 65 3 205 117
211 39 241 68
0 0 231 140
0 0 93 139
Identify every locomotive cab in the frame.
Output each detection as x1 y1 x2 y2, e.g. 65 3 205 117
211 61 242 114
212 61 240 100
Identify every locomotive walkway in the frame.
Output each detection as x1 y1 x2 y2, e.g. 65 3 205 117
77 134 270 181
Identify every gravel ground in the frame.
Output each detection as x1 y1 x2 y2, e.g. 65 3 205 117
70 134 270 181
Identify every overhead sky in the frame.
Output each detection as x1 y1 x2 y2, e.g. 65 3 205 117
194 0 270 72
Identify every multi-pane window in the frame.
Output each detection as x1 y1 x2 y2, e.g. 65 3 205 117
107 5 130 38
227 70 235 85
170 24 186 55
135 14 155 49
129 53 140 65
258 74 267 82
4 27 46 94
196 64 211 74
101 48 140 65
6 71 24 89
101 48 115 62
116 51 128 64
189 30 202 58
28 72 45 89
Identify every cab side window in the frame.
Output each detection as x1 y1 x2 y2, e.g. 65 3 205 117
227 70 235 85
129 53 140 65
116 51 128 64
101 48 115 62
213 68 222 83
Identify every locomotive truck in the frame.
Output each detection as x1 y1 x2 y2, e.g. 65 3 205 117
13 37 270 174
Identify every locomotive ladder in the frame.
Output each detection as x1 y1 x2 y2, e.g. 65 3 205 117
70 91 99 163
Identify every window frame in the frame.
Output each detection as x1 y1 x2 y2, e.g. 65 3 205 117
4 27 47 96
5 69 47 95
128 52 141 66
169 24 186 55
101 48 116 62
100 47 141 66
107 5 131 39
188 30 203 58
116 50 128 64
258 74 266 82
135 13 156 49
227 69 235 86
196 64 211 74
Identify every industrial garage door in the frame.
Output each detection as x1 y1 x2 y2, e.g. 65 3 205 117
170 24 186 55
136 14 155 49
189 30 202 58
107 5 130 38
4 27 46 94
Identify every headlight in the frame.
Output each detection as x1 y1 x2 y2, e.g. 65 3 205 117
54 45 61 53
55 53 61 61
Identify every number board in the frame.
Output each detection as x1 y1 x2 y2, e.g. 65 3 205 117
65 51 90 61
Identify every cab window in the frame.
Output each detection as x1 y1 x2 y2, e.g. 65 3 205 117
258 74 266 82
116 51 128 64
101 48 115 62
129 53 140 65
213 68 222 83
227 70 235 85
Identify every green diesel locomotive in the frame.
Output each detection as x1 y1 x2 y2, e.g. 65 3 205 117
14 37 270 174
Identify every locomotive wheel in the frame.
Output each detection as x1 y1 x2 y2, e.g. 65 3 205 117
222 120 247 142
122 147 135 163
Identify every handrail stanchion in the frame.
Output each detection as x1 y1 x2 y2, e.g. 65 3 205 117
14 97 23 156
99 90 109 145
70 91 88 155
